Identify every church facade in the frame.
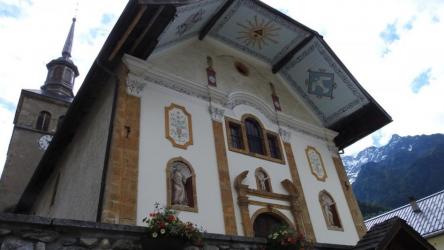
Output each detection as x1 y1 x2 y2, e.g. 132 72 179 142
6 0 392 247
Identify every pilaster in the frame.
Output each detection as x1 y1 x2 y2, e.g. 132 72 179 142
210 107 238 235
101 65 141 225
282 138 316 242
331 155 367 238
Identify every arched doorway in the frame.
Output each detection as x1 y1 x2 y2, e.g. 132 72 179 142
253 212 289 238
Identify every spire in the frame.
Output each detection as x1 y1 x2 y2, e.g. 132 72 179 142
41 17 79 100
62 17 76 59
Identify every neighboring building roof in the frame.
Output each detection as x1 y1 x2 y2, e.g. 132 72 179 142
355 217 435 250
365 190 444 238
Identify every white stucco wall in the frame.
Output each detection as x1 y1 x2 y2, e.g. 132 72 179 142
289 131 359 245
137 82 225 234
134 38 360 245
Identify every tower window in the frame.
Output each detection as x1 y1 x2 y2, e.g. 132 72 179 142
52 66 63 80
36 111 51 131
245 118 265 155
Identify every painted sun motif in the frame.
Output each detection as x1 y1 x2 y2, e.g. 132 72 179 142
236 16 280 49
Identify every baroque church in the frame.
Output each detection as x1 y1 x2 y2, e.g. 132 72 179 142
1 0 423 248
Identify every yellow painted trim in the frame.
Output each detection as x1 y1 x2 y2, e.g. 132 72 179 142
212 120 238 235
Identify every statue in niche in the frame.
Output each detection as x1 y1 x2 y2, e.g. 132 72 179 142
170 161 194 207
255 168 271 192
172 169 188 205
320 191 341 228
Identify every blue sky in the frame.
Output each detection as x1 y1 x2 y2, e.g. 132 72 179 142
0 0 444 173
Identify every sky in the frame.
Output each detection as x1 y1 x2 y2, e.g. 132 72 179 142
0 0 443 174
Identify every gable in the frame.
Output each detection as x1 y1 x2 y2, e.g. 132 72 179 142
143 0 391 148
148 38 320 126
52 0 390 150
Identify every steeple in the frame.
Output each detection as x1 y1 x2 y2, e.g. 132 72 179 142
62 17 76 59
41 17 79 99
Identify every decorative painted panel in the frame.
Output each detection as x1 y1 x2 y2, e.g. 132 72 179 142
156 0 227 50
209 0 310 64
281 37 369 125
305 146 327 182
165 103 193 149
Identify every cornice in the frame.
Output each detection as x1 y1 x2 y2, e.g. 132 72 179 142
122 54 338 143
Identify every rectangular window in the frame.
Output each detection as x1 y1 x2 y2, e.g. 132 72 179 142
267 133 282 159
229 122 244 150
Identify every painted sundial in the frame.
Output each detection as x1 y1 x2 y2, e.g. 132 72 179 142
209 0 309 64
236 15 280 49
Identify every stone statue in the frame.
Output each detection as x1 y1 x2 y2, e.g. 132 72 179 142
172 170 188 205
256 171 270 192
321 194 335 226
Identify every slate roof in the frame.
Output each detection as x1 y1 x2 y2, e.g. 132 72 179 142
365 190 444 238
355 217 435 250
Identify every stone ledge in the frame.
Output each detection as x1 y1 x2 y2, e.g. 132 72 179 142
52 218 146 233
0 213 268 250
203 233 267 244
0 213 52 225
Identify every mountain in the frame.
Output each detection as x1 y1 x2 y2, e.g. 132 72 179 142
342 133 444 216
342 134 441 183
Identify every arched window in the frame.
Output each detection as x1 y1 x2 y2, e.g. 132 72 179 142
36 111 51 131
319 190 342 230
255 167 272 192
244 118 265 155
166 157 198 212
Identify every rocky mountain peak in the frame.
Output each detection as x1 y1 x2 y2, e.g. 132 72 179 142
341 133 444 183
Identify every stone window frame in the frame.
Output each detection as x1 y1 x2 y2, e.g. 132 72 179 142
166 157 198 213
225 114 285 164
165 103 193 150
251 207 296 234
305 146 328 182
319 190 343 231
255 167 273 193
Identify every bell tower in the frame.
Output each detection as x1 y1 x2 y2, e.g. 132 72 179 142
0 18 79 212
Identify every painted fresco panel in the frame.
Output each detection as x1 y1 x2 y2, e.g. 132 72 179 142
156 0 226 50
209 0 309 64
281 38 369 125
